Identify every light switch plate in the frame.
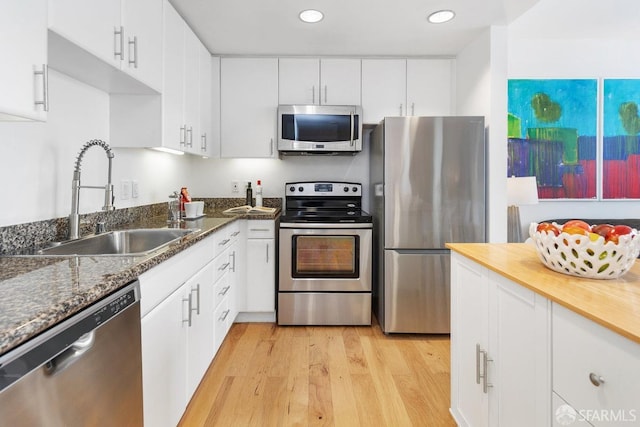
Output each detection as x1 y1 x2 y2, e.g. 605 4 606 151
120 180 131 200
131 180 139 198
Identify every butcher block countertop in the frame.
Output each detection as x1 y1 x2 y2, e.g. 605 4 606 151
447 243 640 345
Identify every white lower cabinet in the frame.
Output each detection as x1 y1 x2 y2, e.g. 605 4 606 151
243 220 276 317
450 252 551 427
552 304 640 427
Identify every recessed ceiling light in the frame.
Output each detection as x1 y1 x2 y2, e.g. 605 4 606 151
427 10 455 24
299 9 324 23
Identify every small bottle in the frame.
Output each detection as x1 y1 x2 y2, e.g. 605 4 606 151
245 182 253 206
255 180 263 207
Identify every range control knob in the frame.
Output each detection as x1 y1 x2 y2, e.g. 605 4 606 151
343 187 349 192
289 186 295 192
352 186 358 192
298 186 304 192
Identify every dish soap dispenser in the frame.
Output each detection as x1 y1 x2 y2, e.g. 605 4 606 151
255 180 263 207
245 181 253 206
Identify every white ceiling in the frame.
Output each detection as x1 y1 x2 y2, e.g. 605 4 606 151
169 0 541 57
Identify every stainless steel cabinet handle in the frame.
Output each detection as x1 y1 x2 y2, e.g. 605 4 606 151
411 102 415 116
128 36 138 68
219 285 230 296
270 138 274 156
324 85 328 104
589 373 605 387
312 84 315 104
231 231 241 237
218 262 230 271
114 26 124 60
230 251 236 272
219 238 231 246
180 126 186 146
183 293 193 327
475 344 481 384
33 64 48 111
480 348 493 393
219 309 230 322
399 104 403 116
44 331 95 376
201 133 207 152
250 228 269 232
187 126 193 147
191 284 200 315
266 243 269 263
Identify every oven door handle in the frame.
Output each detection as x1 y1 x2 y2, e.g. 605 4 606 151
279 222 372 229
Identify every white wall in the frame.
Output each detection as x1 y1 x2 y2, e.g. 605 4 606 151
507 0 640 231
0 71 188 227
456 26 509 242
187 139 371 209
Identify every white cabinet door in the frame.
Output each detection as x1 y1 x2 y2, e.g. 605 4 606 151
320 58 361 105
161 1 186 151
1 0 48 121
407 59 453 116
183 27 201 153
198 50 215 157
278 58 319 105
245 237 275 312
121 0 162 91
451 252 490 427
141 284 189 427
209 56 221 158
186 261 216 398
220 57 278 158
361 59 406 124
490 272 550 427
48 0 121 68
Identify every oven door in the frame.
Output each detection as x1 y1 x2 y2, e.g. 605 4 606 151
279 223 372 292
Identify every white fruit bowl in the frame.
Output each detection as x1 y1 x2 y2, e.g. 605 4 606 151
528 222 640 279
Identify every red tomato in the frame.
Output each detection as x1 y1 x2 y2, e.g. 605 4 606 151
592 223 614 238
605 225 633 244
562 220 591 233
536 222 560 236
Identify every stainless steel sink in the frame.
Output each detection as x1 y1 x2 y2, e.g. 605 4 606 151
36 228 199 256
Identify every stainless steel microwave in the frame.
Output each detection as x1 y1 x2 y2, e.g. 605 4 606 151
277 105 363 154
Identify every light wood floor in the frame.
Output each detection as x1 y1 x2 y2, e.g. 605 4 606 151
179 320 456 427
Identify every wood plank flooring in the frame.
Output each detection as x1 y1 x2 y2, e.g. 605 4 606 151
179 320 456 427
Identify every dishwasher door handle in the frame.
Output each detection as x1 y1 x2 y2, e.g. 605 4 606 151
43 331 96 376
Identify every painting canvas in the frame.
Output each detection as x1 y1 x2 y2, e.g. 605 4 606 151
508 79 598 199
603 79 640 199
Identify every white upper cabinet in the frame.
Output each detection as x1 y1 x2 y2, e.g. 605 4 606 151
361 59 407 124
0 0 48 121
120 0 163 91
182 27 201 153
161 1 186 151
197 49 214 158
48 0 162 92
278 58 361 106
221 57 278 158
207 56 221 158
407 59 453 116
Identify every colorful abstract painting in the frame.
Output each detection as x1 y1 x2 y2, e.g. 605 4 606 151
508 79 598 199
603 79 640 199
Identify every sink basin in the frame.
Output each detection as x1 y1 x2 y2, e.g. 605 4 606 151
37 228 199 256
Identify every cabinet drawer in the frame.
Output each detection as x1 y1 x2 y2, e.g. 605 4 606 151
246 220 274 239
213 248 231 282
552 304 640 426
214 297 232 350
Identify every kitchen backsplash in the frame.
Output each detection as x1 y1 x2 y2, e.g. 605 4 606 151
0 198 281 254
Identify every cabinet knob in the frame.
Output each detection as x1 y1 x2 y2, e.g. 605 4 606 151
589 372 605 387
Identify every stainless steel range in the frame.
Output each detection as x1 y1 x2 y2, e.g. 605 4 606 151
278 181 372 325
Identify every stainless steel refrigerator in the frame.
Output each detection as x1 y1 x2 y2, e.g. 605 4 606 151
370 116 486 333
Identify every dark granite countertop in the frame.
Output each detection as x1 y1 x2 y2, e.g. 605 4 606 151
0 208 279 355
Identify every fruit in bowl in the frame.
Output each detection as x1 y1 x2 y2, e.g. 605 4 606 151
529 220 640 279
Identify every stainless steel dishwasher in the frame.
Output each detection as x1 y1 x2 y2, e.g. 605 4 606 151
0 281 143 426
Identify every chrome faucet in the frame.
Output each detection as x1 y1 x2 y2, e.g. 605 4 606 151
69 139 115 240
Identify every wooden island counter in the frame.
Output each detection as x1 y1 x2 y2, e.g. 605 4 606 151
447 242 640 427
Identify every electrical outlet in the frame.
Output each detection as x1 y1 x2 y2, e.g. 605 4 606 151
131 180 139 198
120 180 131 200
232 181 240 193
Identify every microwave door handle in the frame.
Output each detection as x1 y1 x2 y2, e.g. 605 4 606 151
350 111 354 147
